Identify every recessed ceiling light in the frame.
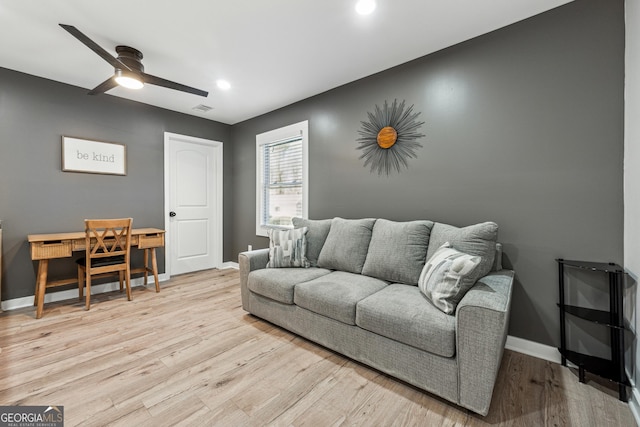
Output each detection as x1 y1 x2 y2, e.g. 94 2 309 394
216 79 231 90
355 0 376 15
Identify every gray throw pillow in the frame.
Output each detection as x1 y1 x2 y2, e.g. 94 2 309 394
266 227 309 268
492 242 503 271
361 219 434 285
316 217 376 274
292 217 332 266
426 221 498 280
418 242 482 314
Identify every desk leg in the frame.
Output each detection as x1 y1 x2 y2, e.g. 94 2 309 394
143 249 149 287
151 248 160 292
35 259 48 319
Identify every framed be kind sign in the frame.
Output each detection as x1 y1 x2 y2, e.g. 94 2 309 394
62 136 127 175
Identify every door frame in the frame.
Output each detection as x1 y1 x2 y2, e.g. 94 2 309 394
163 132 223 278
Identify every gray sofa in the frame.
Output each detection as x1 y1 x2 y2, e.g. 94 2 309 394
239 217 514 416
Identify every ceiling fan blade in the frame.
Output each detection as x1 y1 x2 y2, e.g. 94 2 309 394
88 77 118 95
141 73 208 97
59 24 131 72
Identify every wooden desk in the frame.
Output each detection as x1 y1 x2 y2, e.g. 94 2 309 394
28 228 165 318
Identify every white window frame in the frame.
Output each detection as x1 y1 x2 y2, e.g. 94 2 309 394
256 120 309 237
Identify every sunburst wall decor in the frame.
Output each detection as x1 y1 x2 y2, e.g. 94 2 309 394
356 99 425 176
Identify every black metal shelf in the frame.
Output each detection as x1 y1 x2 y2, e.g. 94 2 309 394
557 259 628 402
557 259 624 274
557 303 625 329
559 349 630 386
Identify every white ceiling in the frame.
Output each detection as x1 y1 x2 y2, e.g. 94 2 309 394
0 0 573 125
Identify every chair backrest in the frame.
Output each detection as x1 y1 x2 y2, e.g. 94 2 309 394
84 218 133 262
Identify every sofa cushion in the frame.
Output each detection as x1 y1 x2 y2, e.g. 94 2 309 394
317 217 376 274
248 267 331 304
266 227 309 268
292 217 332 267
426 221 498 280
361 219 433 285
418 243 482 314
356 284 456 357
294 271 388 325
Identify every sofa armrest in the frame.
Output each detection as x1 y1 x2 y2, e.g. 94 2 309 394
455 269 514 416
239 249 269 311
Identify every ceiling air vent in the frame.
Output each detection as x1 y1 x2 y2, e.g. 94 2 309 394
192 104 213 113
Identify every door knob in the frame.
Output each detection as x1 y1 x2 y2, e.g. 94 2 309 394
169 211 177 217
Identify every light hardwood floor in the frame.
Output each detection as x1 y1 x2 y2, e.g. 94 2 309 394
0 269 635 426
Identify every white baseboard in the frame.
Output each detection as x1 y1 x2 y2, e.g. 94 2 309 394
1 273 168 312
221 261 239 270
505 335 562 364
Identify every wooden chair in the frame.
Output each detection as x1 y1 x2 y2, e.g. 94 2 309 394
77 218 133 310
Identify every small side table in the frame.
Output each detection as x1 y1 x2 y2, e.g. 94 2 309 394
557 259 629 401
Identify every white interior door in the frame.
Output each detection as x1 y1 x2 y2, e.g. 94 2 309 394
164 132 223 276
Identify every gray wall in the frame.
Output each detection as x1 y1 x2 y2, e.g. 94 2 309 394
0 68 233 300
231 0 625 346
0 0 625 348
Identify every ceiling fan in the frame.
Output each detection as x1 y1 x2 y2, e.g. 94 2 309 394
59 24 208 97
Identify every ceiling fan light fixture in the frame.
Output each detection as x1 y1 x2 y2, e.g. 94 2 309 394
60 24 208 97
114 69 144 89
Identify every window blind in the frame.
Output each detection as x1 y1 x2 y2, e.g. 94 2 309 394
260 135 303 227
